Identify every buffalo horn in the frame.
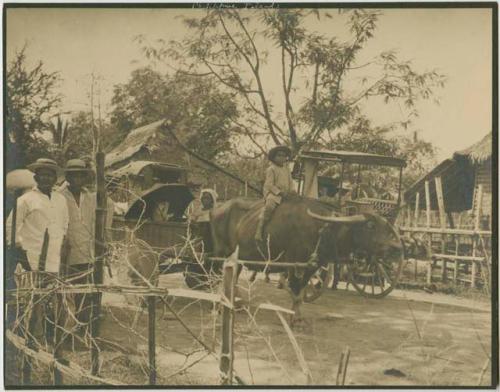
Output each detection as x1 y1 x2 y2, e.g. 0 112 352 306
307 209 367 223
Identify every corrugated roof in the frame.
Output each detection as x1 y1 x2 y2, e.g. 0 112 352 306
105 119 166 168
104 119 263 195
108 160 185 178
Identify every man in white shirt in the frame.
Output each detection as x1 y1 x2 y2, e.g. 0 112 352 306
58 159 114 328
6 158 69 274
6 158 69 342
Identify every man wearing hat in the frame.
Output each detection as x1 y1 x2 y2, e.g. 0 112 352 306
58 159 114 329
6 158 69 274
255 145 295 243
6 158 70 341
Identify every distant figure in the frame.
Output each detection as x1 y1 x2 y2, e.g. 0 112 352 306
187 188 218 223
151 201 172 222
255 145 295 244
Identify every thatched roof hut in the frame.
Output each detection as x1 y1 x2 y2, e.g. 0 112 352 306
105 120 261 199
404 132 492 215
454 132 492 164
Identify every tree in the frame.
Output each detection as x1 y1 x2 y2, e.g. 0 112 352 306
140 9 445 156
323 117 437 195
6 46 62 169
110 67 238 160
62 112 95 160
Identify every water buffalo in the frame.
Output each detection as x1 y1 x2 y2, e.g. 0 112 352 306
209 195 403 322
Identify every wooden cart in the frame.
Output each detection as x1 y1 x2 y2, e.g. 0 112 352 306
295 149 407 300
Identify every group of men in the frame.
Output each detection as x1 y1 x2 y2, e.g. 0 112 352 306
5 144 296 344
6 157 114 343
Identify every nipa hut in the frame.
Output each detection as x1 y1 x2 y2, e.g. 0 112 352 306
105 119 261 200
404 132 492 230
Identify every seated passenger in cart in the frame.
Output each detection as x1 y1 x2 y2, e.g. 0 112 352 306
186 188 218 253
187 188 218 223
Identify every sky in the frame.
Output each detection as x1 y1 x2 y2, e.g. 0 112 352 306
6 6 493 161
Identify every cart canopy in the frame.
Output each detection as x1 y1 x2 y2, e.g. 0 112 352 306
299 149 406 168
124 183 194 221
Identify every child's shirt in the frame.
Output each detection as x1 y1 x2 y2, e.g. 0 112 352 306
263 162 293 202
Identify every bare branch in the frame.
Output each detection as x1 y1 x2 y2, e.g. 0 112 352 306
218 13 256 71
217 13 280 145
232 11 260 69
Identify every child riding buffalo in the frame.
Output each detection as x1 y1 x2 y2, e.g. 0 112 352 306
255 145 295 244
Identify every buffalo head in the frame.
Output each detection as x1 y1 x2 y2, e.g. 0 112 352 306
307 210 403 263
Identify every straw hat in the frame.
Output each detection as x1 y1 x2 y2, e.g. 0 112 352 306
64 159 93 173
268 145 292 161
27 158 61 175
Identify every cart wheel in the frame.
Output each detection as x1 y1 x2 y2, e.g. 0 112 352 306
184 263 210 290
303 265 332 303
347 251 403 298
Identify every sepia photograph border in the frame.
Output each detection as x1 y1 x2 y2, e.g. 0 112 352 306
2 1 498 389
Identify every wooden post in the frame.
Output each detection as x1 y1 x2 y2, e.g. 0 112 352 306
219 250 238 385
471 259 477 288
10 189 21 250
22 230 49 385
406 205 412 227
426 261 432 285
148 296 156 385
396 166 403 207
337 162 345 205
434 177 447 281
434 177 447 228
474 185 483 231
336 346 351 385
7 190 21 326
424 180 432 259
471 185 483 289
21 311 35 385
53 294 63 385
91 151 106 375
52 234 70 386
414 192 420 228
453 214 462 284
356 165 362 199
244 181 248 197
425 180 431 228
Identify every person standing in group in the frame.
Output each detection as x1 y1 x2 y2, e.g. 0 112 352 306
6 158 70 341
254 146 295 244
187 188 219 223
58 159 114 336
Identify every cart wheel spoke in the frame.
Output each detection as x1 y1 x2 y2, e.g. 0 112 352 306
377 262 392 285
376 264 386 293
348 252 403 299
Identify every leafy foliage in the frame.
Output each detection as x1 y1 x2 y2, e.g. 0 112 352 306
109 67 238 160
61 112 95 160
6 47 62 169
140 9 446 157
323 116 437 195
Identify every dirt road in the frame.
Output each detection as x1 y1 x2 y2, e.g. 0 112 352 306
97 271 492 387
8 270 490 387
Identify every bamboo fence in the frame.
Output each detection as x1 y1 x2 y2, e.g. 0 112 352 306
399 178 492 290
